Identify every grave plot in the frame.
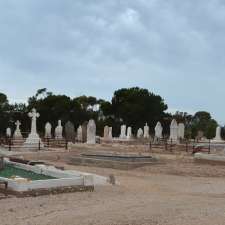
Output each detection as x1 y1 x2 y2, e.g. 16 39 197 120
0 157 110 197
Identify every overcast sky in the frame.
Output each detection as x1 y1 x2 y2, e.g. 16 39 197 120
0 0 224 123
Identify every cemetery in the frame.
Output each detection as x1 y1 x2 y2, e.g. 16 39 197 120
0 90 225 225
0 99 225 225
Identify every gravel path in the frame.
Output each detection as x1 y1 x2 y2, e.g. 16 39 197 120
1 154 225 225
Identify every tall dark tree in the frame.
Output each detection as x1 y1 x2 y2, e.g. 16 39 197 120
109 87 168 133
191 111 217 139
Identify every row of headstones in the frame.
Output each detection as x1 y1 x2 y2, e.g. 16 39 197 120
103 119 185 141
5 120 65 139
46 120 96 143
5 117 96 144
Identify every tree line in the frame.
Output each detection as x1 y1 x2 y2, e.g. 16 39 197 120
0 87 220 139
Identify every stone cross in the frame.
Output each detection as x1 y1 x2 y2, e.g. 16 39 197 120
15 120 21 130
14 120 22 139
28 108 40 135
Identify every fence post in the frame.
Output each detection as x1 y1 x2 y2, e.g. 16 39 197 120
38 140 41 151
47 138 50 148
65 140 68 150
186 140 188 152
149 141 152 152
8 138 11 151
165 139 168 151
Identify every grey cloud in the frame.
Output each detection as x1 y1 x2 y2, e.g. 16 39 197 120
0 0 225 122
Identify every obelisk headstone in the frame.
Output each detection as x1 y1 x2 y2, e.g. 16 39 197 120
169 119 178 142
55 120 63 139
87 119 96 144
144 123 150 139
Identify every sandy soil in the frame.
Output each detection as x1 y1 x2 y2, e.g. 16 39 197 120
1 147 225 225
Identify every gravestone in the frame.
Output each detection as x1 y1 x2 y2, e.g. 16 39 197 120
137 128 143 138
14 120 23 139
120 125 127 139
108 127 113 140
82 121 88 143
214 126 223 141
23 108 44 150
6 128 11 138
155 122 163 139
77 125 83 142
127 127 132 139
87 119 96 144
178 123 185 139
55 120 63 139
65 121 75 142
169 119 178 142
104 126 109 139
144 123 150 139
45 122 52 138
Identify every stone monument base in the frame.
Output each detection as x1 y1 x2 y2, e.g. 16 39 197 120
22 133 44 151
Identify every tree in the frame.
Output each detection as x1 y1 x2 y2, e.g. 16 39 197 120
110 87 168 133
0 93 8 106
191 111 217 139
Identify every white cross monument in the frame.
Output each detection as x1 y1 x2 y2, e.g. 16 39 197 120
14 120 23 139
23 108 44 150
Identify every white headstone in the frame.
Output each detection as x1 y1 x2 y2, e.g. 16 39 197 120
169 119 178 142
178 123 185 139
55 120 63 139
6 128 11 137
103 126 109 139
144 123 150 139
77 125 83 142
87 119 96 144
120 125 127 139
127 127 132 139
214 126 222 141
155 122 163 139
137 128 143 138
14 120 23 139
23 108 44 150
45 122 52 138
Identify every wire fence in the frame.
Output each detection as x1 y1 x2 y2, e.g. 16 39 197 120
0 137 68 151
0 135 222 154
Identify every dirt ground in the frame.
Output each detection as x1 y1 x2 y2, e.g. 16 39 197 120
1 145 225 225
